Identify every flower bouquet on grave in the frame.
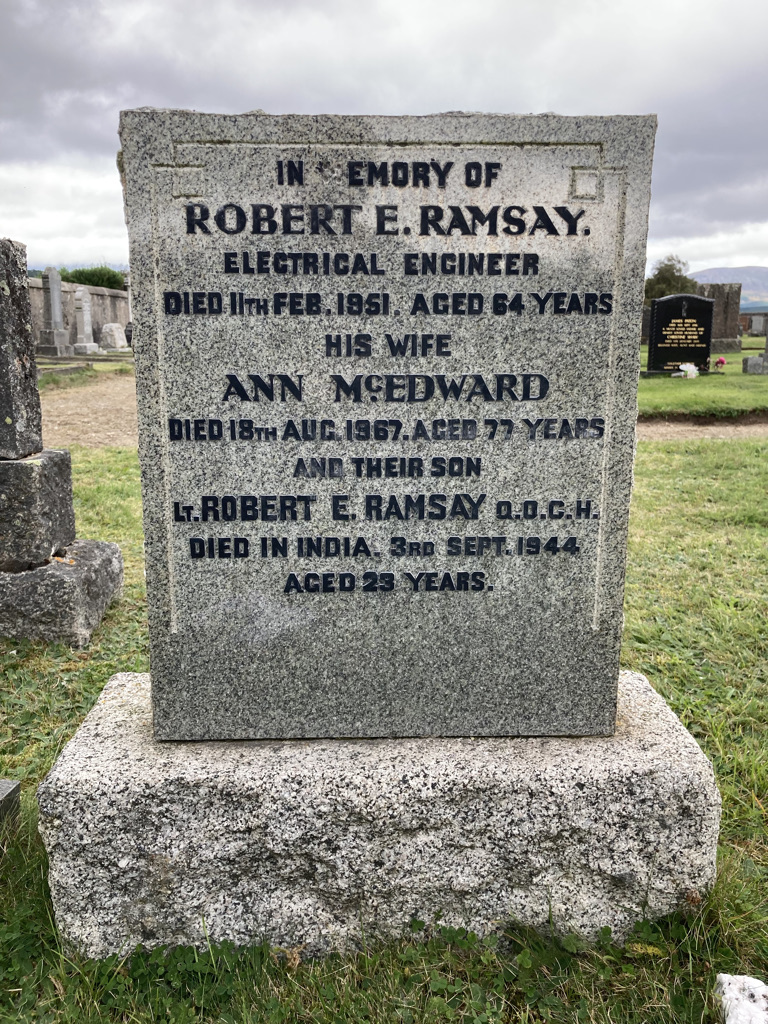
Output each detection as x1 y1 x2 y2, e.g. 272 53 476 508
678 362 699 379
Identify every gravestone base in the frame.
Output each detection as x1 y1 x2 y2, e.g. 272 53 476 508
0 539 123 647
712 337 742 353
743 355 768 374
38 329 73 358
73 343 101 356
38 670 720 959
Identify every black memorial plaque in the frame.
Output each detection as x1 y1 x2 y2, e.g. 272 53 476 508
647 294 713 372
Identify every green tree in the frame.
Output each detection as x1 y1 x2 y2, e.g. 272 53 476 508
59 266 125 290
644 255 699 303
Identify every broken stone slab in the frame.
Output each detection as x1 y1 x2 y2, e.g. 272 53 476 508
0 449 75 571
0 539 123 647
0 779 20 827
0 239 42 459
37 670 720 959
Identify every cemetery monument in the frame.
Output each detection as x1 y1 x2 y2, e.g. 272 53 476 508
73 286 101 355
743 343 768 374
99 321 129 349
0 239 123 646
37 111 720 957
696 281 741 353
647 293 714 373
37 266 72 357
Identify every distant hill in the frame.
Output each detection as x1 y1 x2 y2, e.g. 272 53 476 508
690 266 768 306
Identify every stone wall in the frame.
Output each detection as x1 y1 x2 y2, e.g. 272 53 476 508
27 279 129 350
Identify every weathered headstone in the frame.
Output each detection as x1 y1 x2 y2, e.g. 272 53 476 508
743 334 768 374
742 354 768 374
38 112 720 957
99 322 128 349
0 240 42 458
647 293 714 372
748 313 767 336
696 281 741 352
0 239 123 646
116 110 658 741
38 267 72 356
74 287 100 355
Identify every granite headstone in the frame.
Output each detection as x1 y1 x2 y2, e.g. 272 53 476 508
743 334 768 374
38 267 72 357
648 293 714 373
696 281 741 353
74 287 100 355
119 111 656 740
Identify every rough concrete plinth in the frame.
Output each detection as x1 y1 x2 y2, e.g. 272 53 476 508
37 671 720 959
0 539 123 646
0 449 75 571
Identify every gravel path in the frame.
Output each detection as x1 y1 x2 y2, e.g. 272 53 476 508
41 373 139 448
40 373 768 448
636 418 768 440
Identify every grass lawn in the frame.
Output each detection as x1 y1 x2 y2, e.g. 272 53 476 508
37 363 134 392
1 442 767 1022
638 345 768 418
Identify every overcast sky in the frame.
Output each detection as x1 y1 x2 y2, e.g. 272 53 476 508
0 0 766 273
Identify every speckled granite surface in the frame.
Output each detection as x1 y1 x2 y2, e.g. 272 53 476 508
38 669 719 958
119 111 656 739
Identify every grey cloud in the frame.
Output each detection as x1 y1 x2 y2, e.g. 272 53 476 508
1 0 767 248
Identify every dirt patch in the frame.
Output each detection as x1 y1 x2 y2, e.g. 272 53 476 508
41 373 139 448
636 419 768 440
39 372 768 448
